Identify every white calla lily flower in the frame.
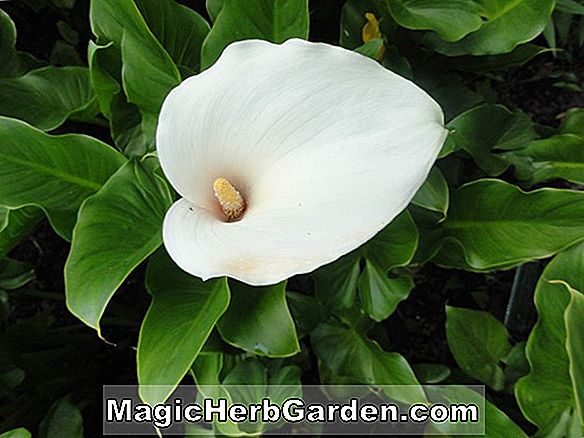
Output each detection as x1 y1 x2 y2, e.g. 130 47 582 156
157 38 447 286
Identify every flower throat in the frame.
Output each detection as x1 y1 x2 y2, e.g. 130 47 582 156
213 177 246 221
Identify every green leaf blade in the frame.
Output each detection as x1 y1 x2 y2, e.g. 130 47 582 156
425 179 584 271
138 250 230 405
217 281 300 357
201 0 310 69
0 66 96 131
446 306 511 390
0 117 126 239
65 159 171 331
516 242 584 436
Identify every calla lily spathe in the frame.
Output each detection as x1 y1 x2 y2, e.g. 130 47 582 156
157 39 447 286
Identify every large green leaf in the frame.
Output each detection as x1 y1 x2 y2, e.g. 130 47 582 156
423 179 584 271
516 243 584 436
385 0 484 42
445 306 511 390
0 66 96 131
134 0 210 75
565 284 584 430
424 0 555 55
505 134 584 186
311 322 425 404
217 281 300 357
90 0 180 149
138 249 230 405
65 159 172 332
441 104 538 175
565 285 584 431
201 0 310 69
0 117 125 239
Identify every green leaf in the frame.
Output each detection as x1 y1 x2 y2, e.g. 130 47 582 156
502 342 529 390
425 0 555 55
446 306 511 390
38 395 84 438
221 359 302 435
0 207 43 258
357 212 418 320
314 211 417 315
201 0 310 69
0 207 6 230
423 179 584 271
138 249 230 405
354 38 384 59
120 28 180 141
87 42 148 156
311 322 425 404
516 242 584 436
0 66 96 131
134 0 210 76
0 429 31 438
0 117 125 239
358 262 414 322
90 0 181 150
411 167 449 217
0 258 35 290
413 363 451 384
286 291 326 338
442 104 538 175
65 159 171 332
565 284 584 428
446 44 552 73
556 0 584 15
217 281 300 357
560 108 584 137
504 134 584 186
385 0 484 42
206 0 224 22
0 10 23 78
427 386 529 437
87 42 120 120
316 255 361 314
361 211 418 270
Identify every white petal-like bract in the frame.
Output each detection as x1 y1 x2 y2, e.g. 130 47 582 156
157 39 447 285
